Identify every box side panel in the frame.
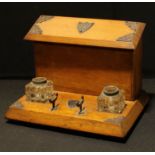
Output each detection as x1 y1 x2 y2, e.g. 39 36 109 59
132 39 143 99
34 43 133 100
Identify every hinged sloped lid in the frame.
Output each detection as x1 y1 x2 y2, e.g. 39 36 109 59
24 15 146 49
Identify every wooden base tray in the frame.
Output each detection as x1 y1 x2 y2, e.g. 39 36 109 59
5 91 149 138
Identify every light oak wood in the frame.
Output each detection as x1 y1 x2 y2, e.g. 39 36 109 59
24 15 145 49
5 91 149 138
34 42 140 100
24 15 146 101
12 15 148 138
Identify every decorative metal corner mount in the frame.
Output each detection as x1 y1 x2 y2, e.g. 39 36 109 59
125 21 137 32
10 101 23 109
77 22 94 33
36 15 54 23
104 116 125 126
29 25 42 35
29 15 54 35
116 33 135 42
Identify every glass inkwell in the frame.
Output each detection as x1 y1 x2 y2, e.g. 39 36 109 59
25 77 54 103
97 85 125 113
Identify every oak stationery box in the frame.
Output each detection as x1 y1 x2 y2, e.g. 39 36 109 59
25 15 145 100
5 15 149 138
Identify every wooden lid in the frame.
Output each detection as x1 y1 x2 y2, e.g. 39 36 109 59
24 15 146 49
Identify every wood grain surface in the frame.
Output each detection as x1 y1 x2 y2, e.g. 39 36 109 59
34 42 141 100
25 15 146 49
5 91 149 138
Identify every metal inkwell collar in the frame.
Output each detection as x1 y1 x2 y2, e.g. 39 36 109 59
32 77 47 84
103 85 119 96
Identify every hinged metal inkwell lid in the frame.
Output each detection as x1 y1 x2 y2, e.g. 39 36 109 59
103 85 119 96
32 77 47 84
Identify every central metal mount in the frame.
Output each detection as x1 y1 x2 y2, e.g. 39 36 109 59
77 22 94 33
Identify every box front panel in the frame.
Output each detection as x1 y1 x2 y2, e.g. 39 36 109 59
34 43 133 100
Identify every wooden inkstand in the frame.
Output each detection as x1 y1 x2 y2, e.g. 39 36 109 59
5 15 149 138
